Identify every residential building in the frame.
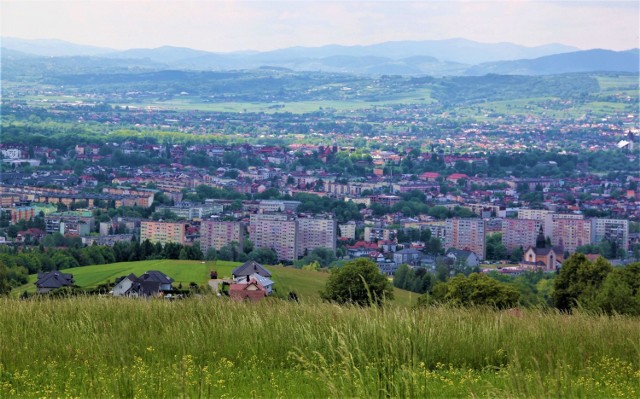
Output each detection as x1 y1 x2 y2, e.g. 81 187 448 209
502 218 543 253
338 221 356 240
546 213 591 254
35 271 74 294
44 211 94 236
249 213 298 262
518 209 553 221
82 234 134 247
364 226 397 242
393 248 423 266
232 261 273 279
140 221 186 245
155 201 223 220
200 220 244 253
445 218 486 260
445 249 481 268
229 279 268 302
112 270 174 297
297 216 337 256
8 206 35 224
258 200 301 213
591 218 629 252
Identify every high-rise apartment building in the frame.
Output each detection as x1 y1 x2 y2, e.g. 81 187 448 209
591 218 629 252
518 209 553 221
200 220 245 254
297 216 337 256
502 218 543 253
140 221 185 245
249 213 298 262
546 214 591 254
338 221 356 240
445 218 486 260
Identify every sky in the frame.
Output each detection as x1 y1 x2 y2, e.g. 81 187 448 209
1 0 638 52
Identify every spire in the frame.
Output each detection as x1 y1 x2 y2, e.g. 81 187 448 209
536 225 546 248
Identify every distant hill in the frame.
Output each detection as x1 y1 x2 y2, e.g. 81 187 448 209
111 45 219 63
1 37 115 56
253 38 579 65
2 37 637 76
467 49 640 75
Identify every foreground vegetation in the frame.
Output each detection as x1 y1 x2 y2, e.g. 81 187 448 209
0 297 638 398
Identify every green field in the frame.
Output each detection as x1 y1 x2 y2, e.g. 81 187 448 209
12 259 417 305
0 297 638 397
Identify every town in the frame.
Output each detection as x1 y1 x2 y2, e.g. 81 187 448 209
1 115 637 288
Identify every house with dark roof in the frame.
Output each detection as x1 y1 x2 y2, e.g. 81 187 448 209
112 270 174 297
35 271 75 294
231 261 272 279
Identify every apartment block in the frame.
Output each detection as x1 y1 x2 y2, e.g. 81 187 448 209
156 202 223 220
502 218 542 253
591 218 629 251
338 221 357 240
140 221 186 245
45 211 95 236
249 213 298 262
518 209 553 221
445 218 486 260
200 220 245 253
546 214 591 254
9 206 35 224
364 226 397 242
298 216 337 256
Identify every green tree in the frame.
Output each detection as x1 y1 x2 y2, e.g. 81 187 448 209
593 263 640 315
248 247 278 265
552 254 612 311
393 264 410 289
320 258 394 306
420 273 519 309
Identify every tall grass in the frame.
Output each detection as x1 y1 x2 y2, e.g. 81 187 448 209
1 296 638 397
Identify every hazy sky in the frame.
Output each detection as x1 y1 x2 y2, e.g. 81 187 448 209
2 0 638 52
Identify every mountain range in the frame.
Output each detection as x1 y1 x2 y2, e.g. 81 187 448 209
2 37 638 76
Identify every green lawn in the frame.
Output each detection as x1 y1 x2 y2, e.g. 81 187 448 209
12 260 239 295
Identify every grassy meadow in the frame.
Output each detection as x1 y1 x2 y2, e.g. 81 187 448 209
0 296 638 398
11 260 417 306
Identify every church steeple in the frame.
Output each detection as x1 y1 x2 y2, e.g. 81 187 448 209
536 225 546 248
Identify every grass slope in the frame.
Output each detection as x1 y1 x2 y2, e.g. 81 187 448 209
13 260 417 305
0 297 638 397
